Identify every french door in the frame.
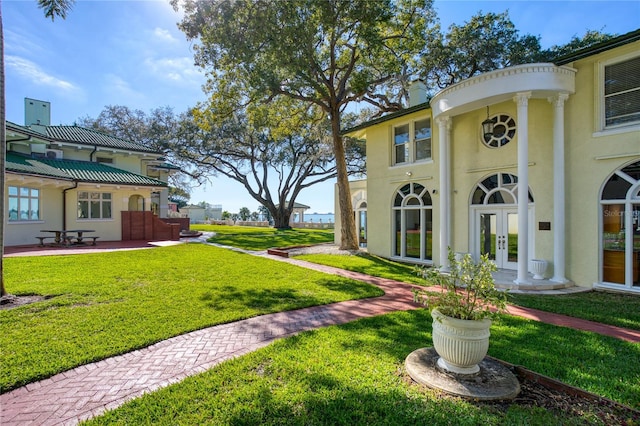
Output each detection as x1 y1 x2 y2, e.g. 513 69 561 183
476 209 519 269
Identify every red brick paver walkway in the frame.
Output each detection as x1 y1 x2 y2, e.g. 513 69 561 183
2 244 639 425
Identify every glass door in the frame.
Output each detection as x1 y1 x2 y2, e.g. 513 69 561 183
478 210 518 269
358 209 367 248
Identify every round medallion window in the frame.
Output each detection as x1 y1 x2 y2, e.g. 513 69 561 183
482 114 516 148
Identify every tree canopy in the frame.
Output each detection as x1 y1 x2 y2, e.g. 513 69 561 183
77 105 194 195
172 0 435 249
541 30 617 61
172 99 365 229
420 10 616 91
421 11 542 89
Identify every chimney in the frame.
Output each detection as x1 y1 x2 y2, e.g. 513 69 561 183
408 80 427 107
25 98 51 134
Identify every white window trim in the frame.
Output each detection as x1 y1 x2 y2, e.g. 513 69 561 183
77 191 113 220
391 183 434 263
8 185 42 222
392 123 410 166
596 51 640 133
598 164 640 290
414 118 433 162
390 118 433 166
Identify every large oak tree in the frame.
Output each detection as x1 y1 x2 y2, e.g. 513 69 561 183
171 0 434 249
173 100 365 229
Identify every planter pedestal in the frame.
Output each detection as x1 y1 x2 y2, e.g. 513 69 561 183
405 347 520 400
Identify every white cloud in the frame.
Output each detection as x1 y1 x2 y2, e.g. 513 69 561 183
6 55 79 93
152 27 178 44
5 28 44 57
143 56 203 84
104 74 146 103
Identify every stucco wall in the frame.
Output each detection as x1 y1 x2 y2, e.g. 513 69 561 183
562 41 640 287
4 184 64 247
4 183 155 246
340 37 639 289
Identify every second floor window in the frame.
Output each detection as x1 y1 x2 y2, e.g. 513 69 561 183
78 191 112 219
604 55 640 128
393 119 432 165
414 119 432 161
394 124 409 164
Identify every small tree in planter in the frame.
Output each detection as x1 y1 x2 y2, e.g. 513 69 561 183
413 250 508 374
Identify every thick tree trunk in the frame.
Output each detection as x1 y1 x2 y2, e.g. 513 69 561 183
272 208 292 230
330 112 358 251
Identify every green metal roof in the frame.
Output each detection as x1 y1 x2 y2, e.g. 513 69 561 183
46 125 159 154
5 152 73 180
6 152 167 187
6 121 49 142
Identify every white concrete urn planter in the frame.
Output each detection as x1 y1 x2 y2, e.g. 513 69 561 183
431 309 491 375
529 259 548 280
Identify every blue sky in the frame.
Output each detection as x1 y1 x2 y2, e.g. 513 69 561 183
4 0 640 213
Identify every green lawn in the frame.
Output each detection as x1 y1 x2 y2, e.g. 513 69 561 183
190 224 334 250
5 237 640 424
296 252 425 284
0 244 381 392
297 252 640 331
85 311 640 425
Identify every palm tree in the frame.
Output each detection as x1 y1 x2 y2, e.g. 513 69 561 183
1 0 75 297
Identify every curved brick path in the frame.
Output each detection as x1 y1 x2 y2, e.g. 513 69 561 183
2 246 639 425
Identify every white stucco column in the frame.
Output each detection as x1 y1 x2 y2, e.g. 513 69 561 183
550 93 570 283
514 92 531 284
437 116 452 269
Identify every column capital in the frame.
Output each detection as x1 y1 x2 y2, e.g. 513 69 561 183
513 91 532 107
436 116 451 129
548 92 570 108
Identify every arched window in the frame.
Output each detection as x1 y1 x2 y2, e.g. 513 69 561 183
471 173 533 205
470 173 534 269
600 160 640 289
392 183 432 261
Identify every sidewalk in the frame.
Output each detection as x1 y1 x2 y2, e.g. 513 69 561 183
2 242 639 425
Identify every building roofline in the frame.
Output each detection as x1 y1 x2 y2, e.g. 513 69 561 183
554 28 640 65
5 152 167 187
341 102 430 135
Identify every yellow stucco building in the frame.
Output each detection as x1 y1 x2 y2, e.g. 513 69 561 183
4 99 180 247
338 30 640 293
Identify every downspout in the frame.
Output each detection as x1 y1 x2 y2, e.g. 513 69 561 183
62 181 79 230
89 145 98 162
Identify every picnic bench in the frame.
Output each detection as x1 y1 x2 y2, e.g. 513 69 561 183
38 230 98 247
36 236 56 246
